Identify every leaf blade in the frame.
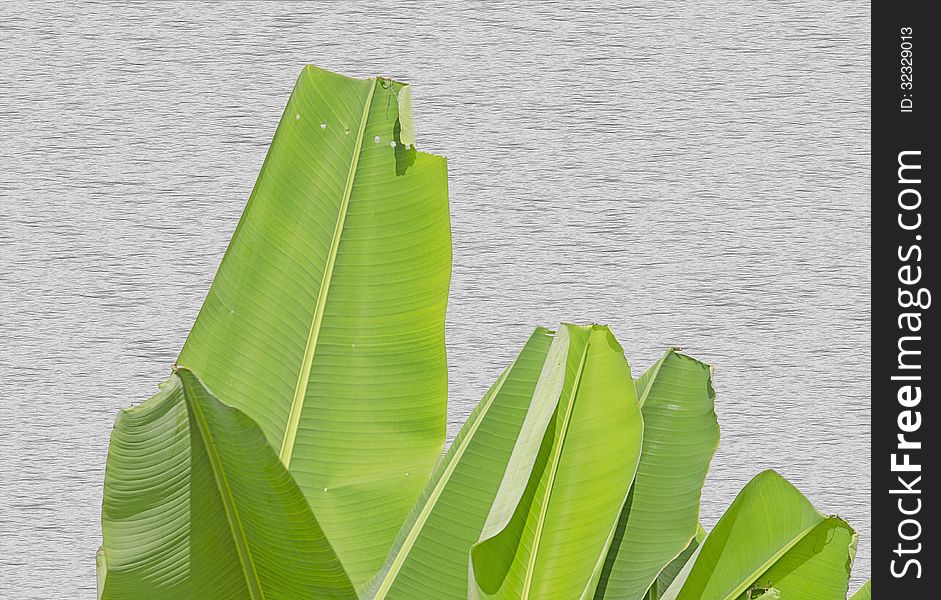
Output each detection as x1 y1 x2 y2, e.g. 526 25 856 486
279 77 377 467
367 327 556 599
660 470 855 600
595 350 720 598
99 370 355 599
177 66 451 585
644 524 708 600
470 324 644 600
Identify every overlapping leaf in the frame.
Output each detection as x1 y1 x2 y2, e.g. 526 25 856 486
644 525 708 600
469 324 643 600
660 469 857 600
366 327 556 599
98 369 355 599
177 65 451 586
595 350 720 599
95 64 870 599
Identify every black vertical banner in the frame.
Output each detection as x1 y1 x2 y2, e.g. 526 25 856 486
873 0 936 595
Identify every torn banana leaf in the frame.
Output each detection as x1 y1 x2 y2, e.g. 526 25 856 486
469 324 644 600
177 65 451 586
366 327 555 599
595 350 720 599
660 470 857 600
849 579 871 600
98 369 355 600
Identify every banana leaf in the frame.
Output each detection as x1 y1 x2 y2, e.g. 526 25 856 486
177 65 451 586
595 350 720 599
644 525 707 600
849 580 871 600
98 369 355 599
660 470 857 600
469 324 644 600
366 327 556 599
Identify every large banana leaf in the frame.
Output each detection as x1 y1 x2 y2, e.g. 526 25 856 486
365 327 556 599
469 324 644 600
660 470 857 600
177 65 451 586
98 369 355 599
849 579 871 600
595 349 720 599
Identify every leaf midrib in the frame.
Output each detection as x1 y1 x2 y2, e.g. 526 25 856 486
183 374 265 600
719 521 822 600
279 78 379 467
636 349 670 409
521 334 591 598
668 519 822 600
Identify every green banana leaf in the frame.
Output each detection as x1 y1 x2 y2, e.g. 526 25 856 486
98 369 355 599
469 324 644 600
595 350 720 599
660 470 857 600
177 65 451 586
644 525 707 600
849 579 871 600
365 327 556 599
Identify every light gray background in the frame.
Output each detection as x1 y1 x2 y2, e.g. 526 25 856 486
0 1 871 598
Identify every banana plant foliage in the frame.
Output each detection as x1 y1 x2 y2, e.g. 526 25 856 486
365 327 557 599
644 525 708 600
98 369 355 599
97 65 870 600
176 65 451 587
468 324 642 599
368 333 721 600
660 469 858 600
370 323 647 599
595 350 720 599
